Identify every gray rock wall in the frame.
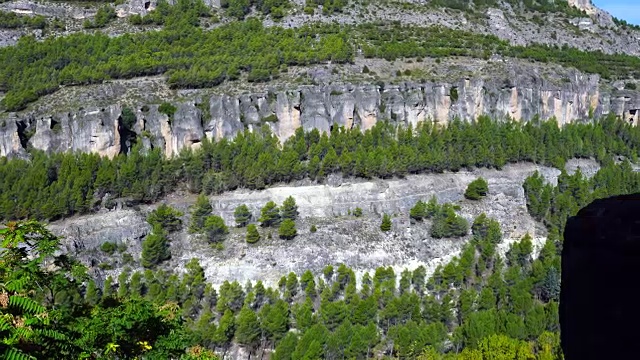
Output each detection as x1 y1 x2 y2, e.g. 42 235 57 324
2 75 639 158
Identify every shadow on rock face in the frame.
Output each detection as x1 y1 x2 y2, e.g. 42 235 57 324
561 194 640 360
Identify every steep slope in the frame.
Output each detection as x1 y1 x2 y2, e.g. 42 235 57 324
50 162 580 287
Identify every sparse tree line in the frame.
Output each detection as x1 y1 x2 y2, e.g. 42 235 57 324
142 185 486 268
1 115 639 223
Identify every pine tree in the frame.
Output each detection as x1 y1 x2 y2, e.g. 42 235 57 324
279 219 298 240
142 224 171 268
235 306 261 349
246 224 260 244
103 275 115 299
189 194 213 233
465 177 489 200
380 213 392 232
281 196 299 221
213 309 236 348
85 279 100 305
234 204 252 227
204 215 229 243
147 203 183 232
410 200 427 221
260 201 281 227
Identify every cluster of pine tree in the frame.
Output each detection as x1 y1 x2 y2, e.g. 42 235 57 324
5 129 640 359
1 115 638 222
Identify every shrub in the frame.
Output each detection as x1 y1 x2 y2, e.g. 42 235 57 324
279 219 297 240
246 224 260 244
380 214 392 232
310 224 317 233
204 215 229 243
353 207 363 217
100 242 117 255
465 177 489 200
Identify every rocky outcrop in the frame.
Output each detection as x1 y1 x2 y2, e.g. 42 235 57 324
2 71 639 159
51 162 564 287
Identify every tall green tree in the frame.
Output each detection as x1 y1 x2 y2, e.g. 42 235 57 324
234 204 252 227
142 224 172 268
260 201 281 227
189 195 213 233
203 215 229 243
281 196 299 221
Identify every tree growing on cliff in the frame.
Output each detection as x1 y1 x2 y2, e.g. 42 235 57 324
380 214 392 232
234 204 252 227
204 215 229 243
279 219 298 240
190 195 213 233
465 177 489 200
148 203 184 233
281 196 299 221
260 201 281 227
410 200 428 222
142 224 172 268
246 224 260 244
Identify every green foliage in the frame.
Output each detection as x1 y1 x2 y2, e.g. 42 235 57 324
410 200 428 221
246 224 260 244
430 204 469 238
203 215 229 243
100 241 117 254
120 107 137 130
233 204 252 227
278 218 297 240
465 177 489 200
259 201 280 227
380 213 392 232
148 204 184 232
280 196 298 221
2 116 640 225
310 224 317 233
189 195 212 233
353 207 363 217
0 11 48 29
141 225 171 268
159 102 177 121
83 6 116 29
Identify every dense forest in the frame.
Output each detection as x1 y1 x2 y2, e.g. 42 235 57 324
1 114 639 222
4 157 640 359
1 0 639 110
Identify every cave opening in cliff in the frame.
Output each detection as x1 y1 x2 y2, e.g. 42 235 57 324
144 1 150 9
15 120 30 150
117 115 137 155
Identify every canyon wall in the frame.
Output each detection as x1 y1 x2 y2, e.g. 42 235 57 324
1 73 640 158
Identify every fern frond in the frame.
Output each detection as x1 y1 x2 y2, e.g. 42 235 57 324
4 278 29 293
3 347 36 360
34 328 67 341
8 296 45 315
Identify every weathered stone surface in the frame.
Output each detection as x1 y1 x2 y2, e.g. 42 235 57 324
2 71 639 158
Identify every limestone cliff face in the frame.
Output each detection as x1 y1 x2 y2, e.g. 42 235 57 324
1 73 639 158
